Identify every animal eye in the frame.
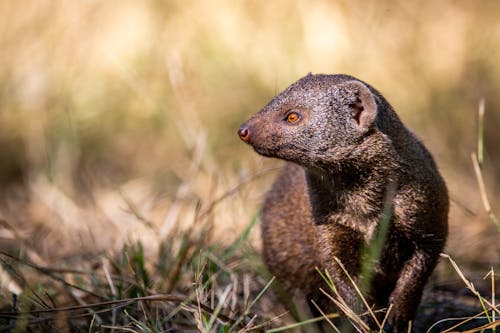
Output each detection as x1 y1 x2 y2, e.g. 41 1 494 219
286 112 301 124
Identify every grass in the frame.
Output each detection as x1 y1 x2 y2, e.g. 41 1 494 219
0 218 272 332
0 164 498 332
472 100 500 232
0 65 498 333
0 1 499 332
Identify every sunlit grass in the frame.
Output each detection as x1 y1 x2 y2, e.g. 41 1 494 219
0 1 499 332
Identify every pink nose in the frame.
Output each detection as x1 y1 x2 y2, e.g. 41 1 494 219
238 125 250 142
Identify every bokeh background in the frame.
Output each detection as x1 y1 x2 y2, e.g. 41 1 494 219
0 0 499 292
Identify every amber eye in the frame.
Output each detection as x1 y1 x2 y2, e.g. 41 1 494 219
286 112 301 124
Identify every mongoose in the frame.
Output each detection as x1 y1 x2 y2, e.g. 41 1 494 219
237 74 448 332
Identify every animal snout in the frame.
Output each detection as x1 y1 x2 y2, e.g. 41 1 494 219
238 125 250 143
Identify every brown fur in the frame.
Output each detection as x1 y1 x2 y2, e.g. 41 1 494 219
238 74 448 332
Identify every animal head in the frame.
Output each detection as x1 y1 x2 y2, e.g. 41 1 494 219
238 74 379 169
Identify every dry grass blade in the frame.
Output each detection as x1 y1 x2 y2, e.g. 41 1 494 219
472 99 500 230
0 251 104 301
427 314 489 333
447 319 500 333
471 153 500 230
164 264 221 322
206 284 232 330
242 313 258 331
0 219 47 266
102 258 116 297
311 299 341 333
265 312 340 333
315 271 344 307
102 258 118 332
228 276 275 331
245 311 289 332
0 264 22 295
477 98 485 168
379 303 393 333
319 288 367 333
164 230 198 294
0 293 239 326
485 267 497 332
333 256 382 329
441 254 500 316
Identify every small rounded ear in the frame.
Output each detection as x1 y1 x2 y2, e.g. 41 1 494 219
343 80 377 132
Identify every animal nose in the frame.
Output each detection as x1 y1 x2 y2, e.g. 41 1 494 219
238 125 250 142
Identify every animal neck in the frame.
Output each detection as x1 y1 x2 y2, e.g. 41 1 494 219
304 134 399 228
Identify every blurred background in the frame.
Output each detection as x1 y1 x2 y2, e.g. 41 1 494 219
0 0 499 275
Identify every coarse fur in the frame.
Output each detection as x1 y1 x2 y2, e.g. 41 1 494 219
238 74 448 332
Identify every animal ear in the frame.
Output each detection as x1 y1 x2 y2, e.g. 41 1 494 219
343 81 377 131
